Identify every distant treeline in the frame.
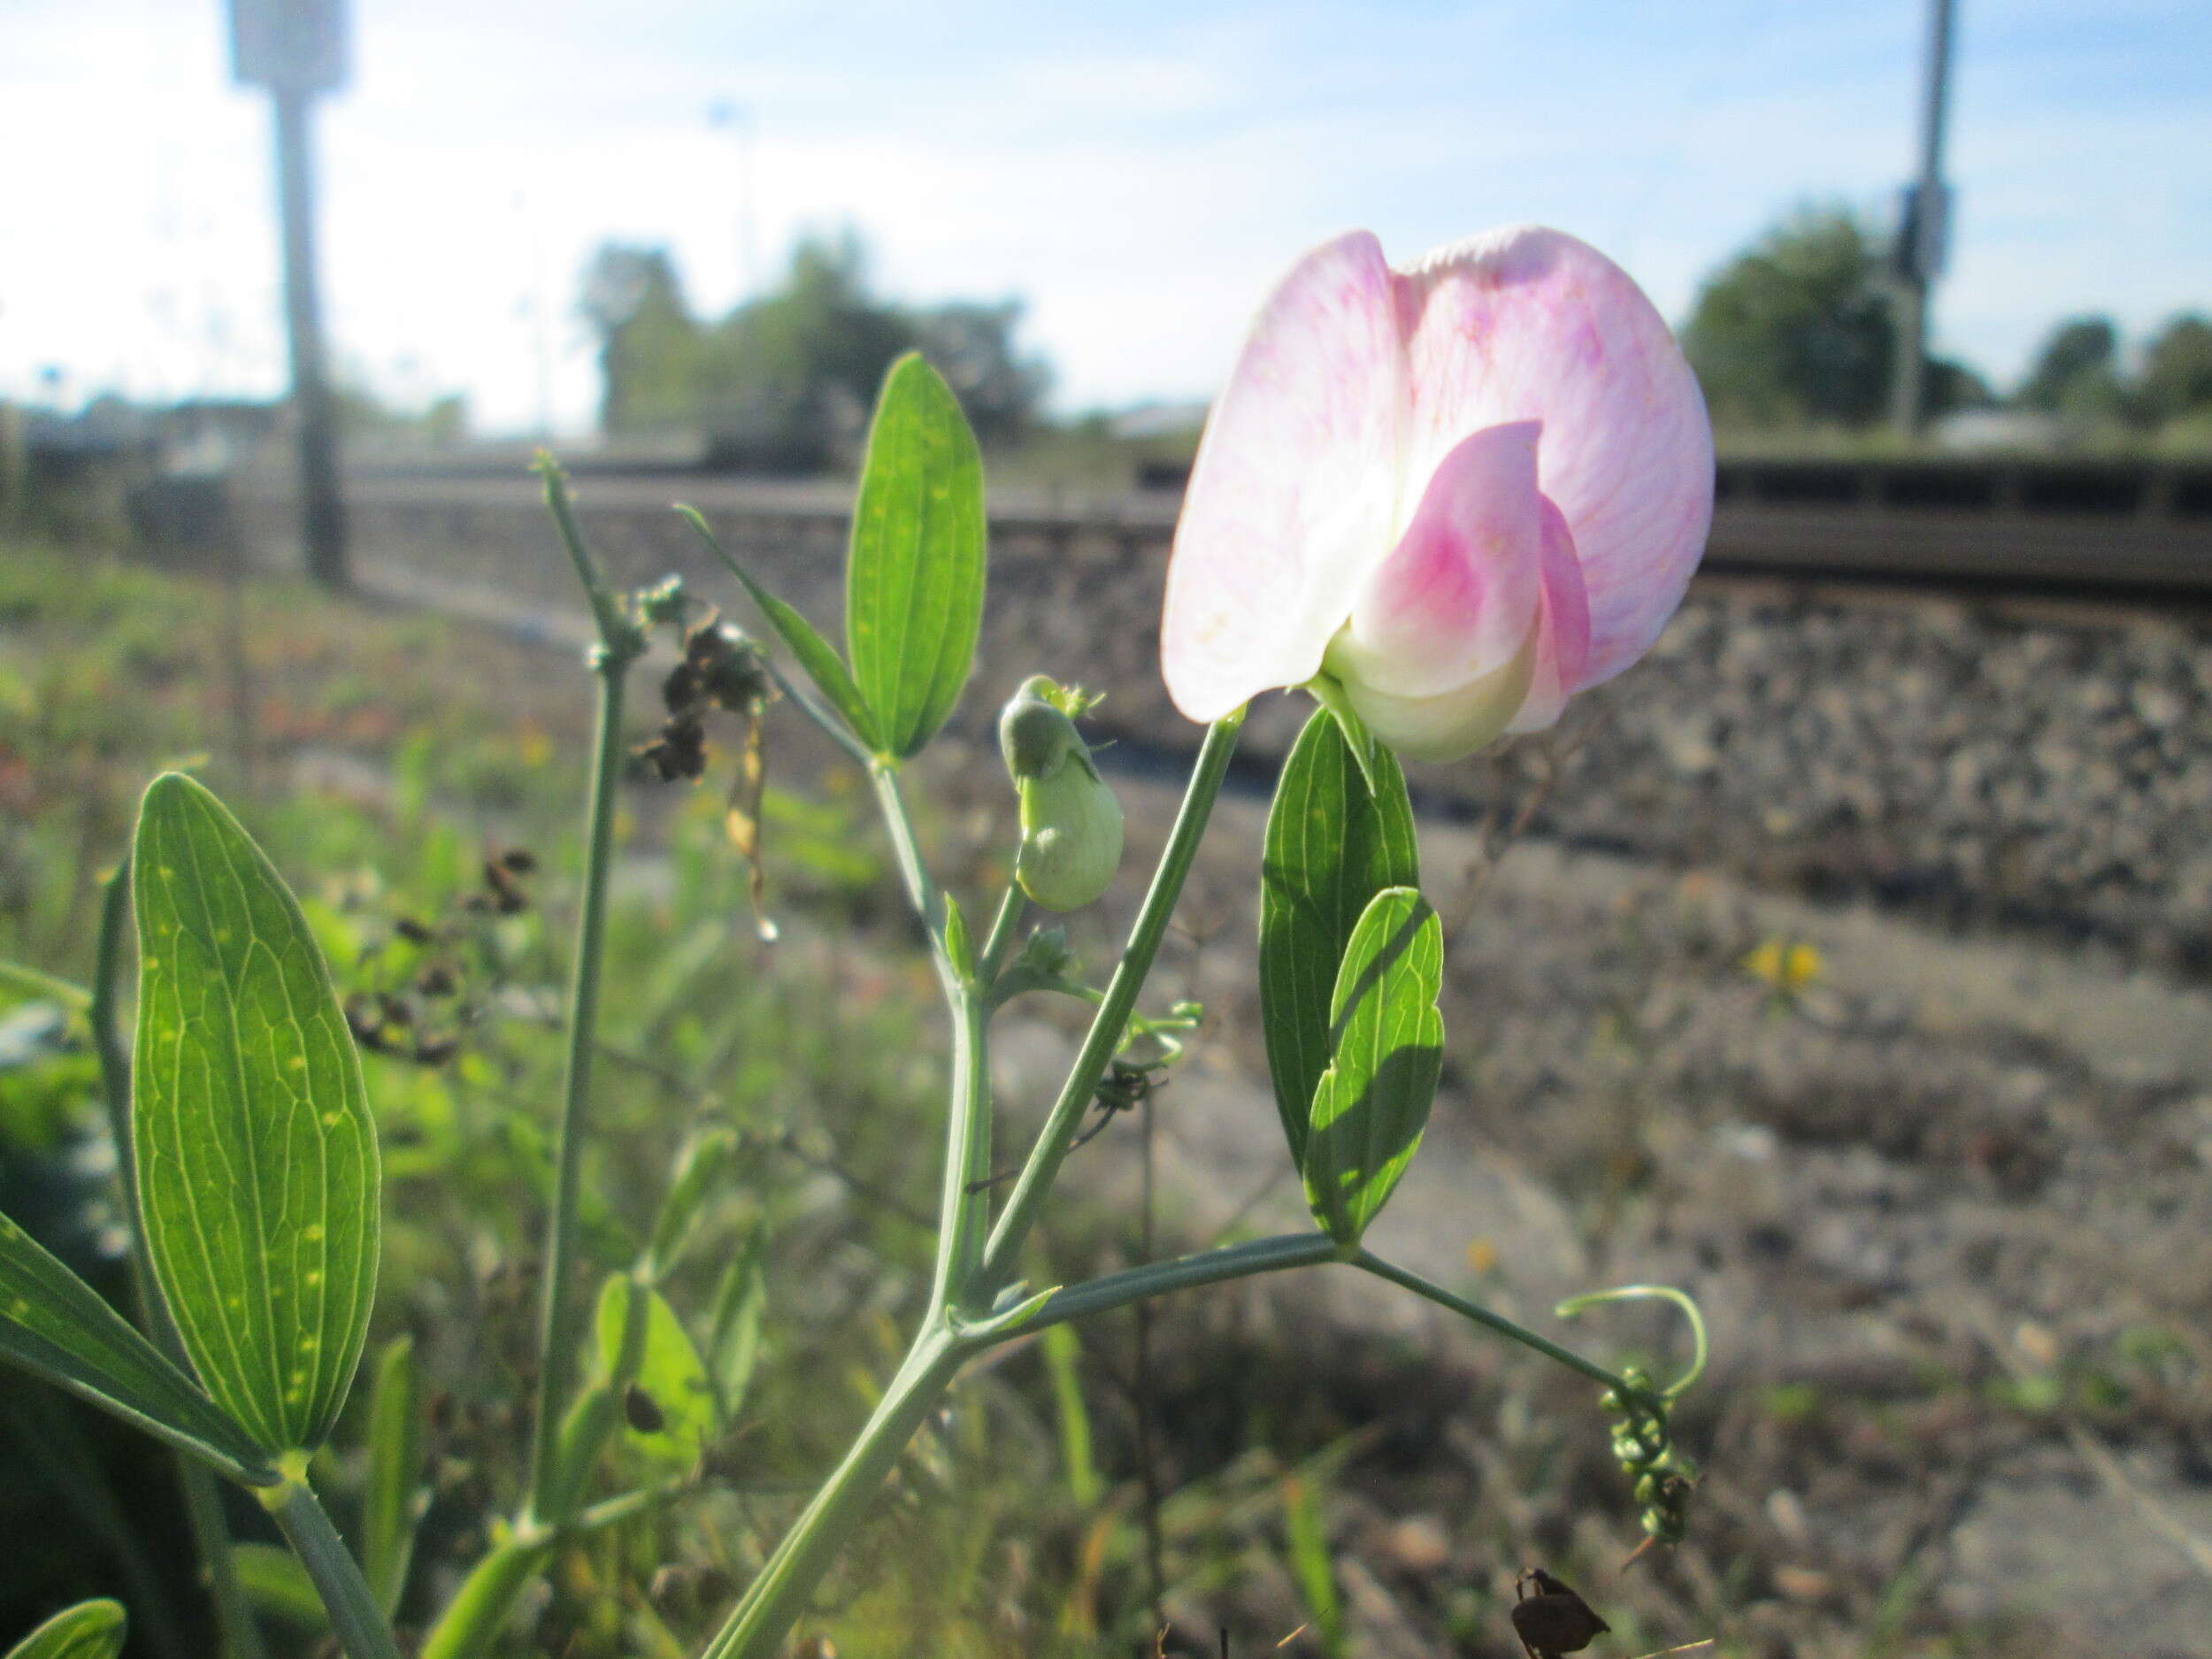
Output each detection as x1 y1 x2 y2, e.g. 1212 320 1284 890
1682 205 2212 443
581 230 1049 471
580 211 2209 467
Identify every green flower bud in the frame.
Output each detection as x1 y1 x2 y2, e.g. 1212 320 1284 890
1000 680 1121 911
1015 925 1072 977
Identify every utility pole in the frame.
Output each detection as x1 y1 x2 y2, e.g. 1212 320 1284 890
231 0 350 588
709 101 761 303
1890 0 1956 436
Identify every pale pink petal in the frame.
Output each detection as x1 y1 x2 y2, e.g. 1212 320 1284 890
1162 232 1406 722
1338 635 1536 764
1328 421 1546 700
1503 495 1591 735
1392 227 1712 686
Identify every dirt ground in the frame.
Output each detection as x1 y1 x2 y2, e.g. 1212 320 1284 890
990 757 2212 1656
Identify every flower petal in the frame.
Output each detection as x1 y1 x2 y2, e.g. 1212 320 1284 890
1329 420 1546 701
1503 495 1591 735
1337 634 1536 764
1392 227 1712 687
1162 232 1405 721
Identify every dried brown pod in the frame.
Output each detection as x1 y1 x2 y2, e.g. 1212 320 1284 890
636 713 710 783
481 856 532 914
1510 1568 1609 1658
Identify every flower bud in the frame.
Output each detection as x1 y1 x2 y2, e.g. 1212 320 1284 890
999 679 1122 912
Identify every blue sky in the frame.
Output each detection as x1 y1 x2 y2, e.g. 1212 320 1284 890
2 0 2206 434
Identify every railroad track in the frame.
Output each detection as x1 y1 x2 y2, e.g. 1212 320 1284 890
334 454 2212 604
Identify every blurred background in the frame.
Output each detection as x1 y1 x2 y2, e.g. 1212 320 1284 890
4 3 2211 1657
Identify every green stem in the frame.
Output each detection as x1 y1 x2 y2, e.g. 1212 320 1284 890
534 454 636 649
414 1475 687 1659
976 882 1027 985
527 480 646 1522
1006 1233 1341 1332
263 1480 404 1659
90 863 268 1659
1555 1283 1710 1399
1351 1250 1637 1395
760 658 875 769
0 958 91 1010
863 759 997 1314
979 709 1244 1289
696 1331 967 1659
929 993 992 1315
866 761 949 974
415 1536 553 1659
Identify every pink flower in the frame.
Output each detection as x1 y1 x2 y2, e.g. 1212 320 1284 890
1161 227 1713 761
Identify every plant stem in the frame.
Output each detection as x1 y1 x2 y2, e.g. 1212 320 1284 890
1010 1234 1343 1331
862 759 998 1314
696 1332 967 1659
1351 1250 1636 1394
979 709 1244 1290
866 760 949 974
929 992 993 1315
264 1479 405 1659
976 882 1026 983
415 1536 553 1659
527 471 647 1522
90 863 268 1659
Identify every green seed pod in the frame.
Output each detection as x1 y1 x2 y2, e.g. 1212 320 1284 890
1015 759 1124 911
1000 680 1122 911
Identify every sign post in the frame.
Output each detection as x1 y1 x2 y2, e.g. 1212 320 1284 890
230 0 350 588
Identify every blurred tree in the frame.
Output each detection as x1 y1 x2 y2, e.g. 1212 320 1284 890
580 231 1048 468
1680 205 1991 434
581 245 705 434
698 231 915 470
2136 313 2212 426
910 299 1052 446
1681 207 1897 429
2016 315 2125 421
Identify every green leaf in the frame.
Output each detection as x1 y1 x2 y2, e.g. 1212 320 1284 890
541 1381 622 1523
1305 674 1381 797
0 1205 274 1484
676 505 882 751
1259 709 1419 1165
1302 887 1445 1248
233 1543 329 1633
844 353 986 758
705 1225 768 1422
941 891 974 979
4 1598 127 1659
1039 1323 1099 1508
132 772 380 1455
362 1334 424 1619
595 1278 716 1464
644 1129 738 1284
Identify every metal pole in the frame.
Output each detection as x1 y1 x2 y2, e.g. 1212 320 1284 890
273 83 348 588
1892 0 1955 435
